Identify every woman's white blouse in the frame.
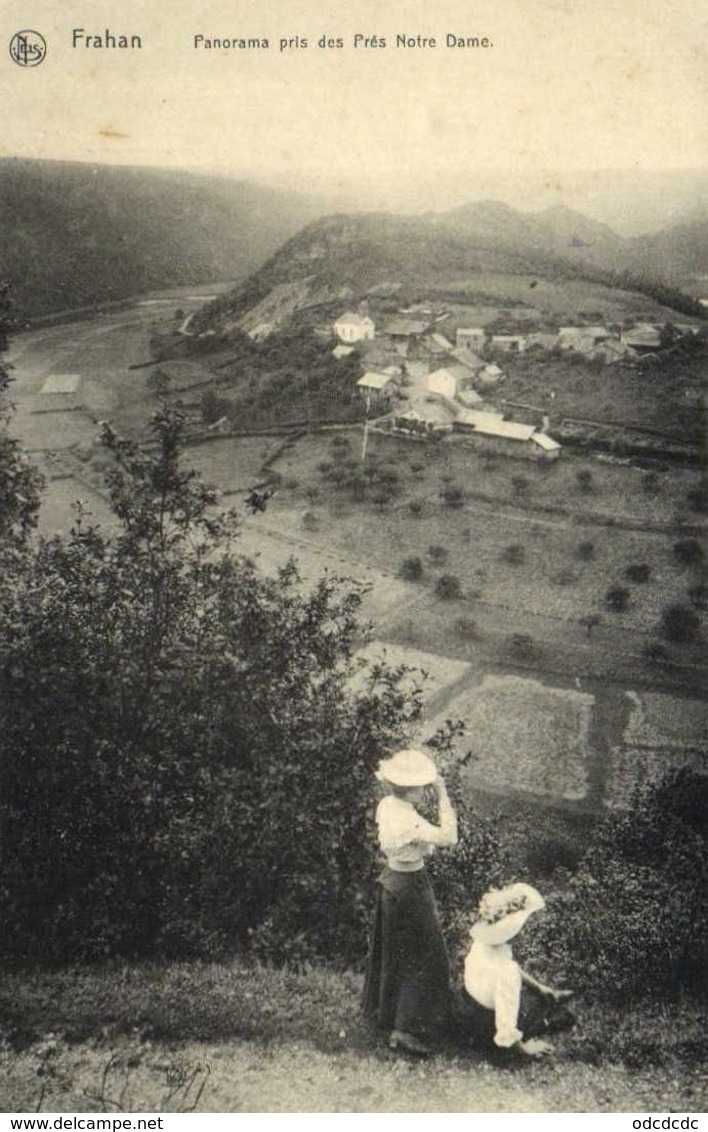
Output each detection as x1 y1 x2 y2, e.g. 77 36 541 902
376 793 458 872
464 939 524 1048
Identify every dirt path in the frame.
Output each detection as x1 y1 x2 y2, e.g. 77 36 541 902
1 1036 702 1113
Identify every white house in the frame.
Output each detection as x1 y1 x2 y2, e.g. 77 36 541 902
334 311 375 343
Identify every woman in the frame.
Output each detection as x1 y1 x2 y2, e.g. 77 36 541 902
362 747 458 1054
461 882 575 1058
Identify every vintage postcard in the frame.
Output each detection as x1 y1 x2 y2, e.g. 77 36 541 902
0 0 706 1116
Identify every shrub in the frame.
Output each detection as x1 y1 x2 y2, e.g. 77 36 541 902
642 641 671 665
673 538 704 566
501 543 525 565
408 499 424 517
575 469 594 493
686 485 708 514
529 769 708 999
660 603 701 643
624 563 652 584
371 488 392 509
687 581 708 611
440 486 465 508
302 510 319 531
399 556 424 581
454 617 478 640
435 573 462 600
575 540 595 561
511 476 529 497
554 568 577 587
0 412 420 965
316 460 332 476
605 585 630 612
505 632 537 659
427 544 448 565
642 472 661 495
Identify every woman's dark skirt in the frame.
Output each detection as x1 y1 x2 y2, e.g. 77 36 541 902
362 866 451 1042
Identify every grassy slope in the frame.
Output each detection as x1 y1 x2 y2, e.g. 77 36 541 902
0 961 705 1112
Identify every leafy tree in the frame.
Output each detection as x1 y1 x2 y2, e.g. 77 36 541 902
575 469 594 493
673 538 704 566
530 769 708 999
400 555 424 581
575 540 595 562
660 602 701 643
624 563 652 584
435 573 462 600
605 585 630 612
0 409 420 964
427 544 448 565
501 543 526 566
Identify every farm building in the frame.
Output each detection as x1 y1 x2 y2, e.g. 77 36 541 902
530 431 562 461
427 363 477 400
334 311 375 343
385 318 431 338
449 347 485 372
491 334 527 353
476 363 505 386
453 410 548 458
41 374 81 396
620 324 662 350
356 370 400 403
456 327 486 350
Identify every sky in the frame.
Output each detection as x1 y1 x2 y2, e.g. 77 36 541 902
2 0 707 232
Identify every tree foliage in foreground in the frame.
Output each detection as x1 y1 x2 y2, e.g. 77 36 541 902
0 409 423 964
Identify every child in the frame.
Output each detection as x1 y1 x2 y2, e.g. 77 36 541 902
461 882 574 1058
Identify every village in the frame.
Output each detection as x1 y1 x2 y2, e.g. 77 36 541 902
326 305 702 460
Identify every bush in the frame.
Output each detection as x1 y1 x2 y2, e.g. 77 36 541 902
0 411 420 965
501 543 525 566
400 556 424 581
454 617 478 640
510 476 529 497
605 585 630 612
427 544 448 565
576 469 594 493
686 485 708 513
408 499 424 517
624 563 652 584
673 539 704 566
660 602 701 643
529 769 708 1000
575 540 595 561
440 486 465 508
435 574 462 600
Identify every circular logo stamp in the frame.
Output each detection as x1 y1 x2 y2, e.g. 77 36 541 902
9 29 47 66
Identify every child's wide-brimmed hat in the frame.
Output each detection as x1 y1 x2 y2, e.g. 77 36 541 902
470 883 545 945
375 748 438 787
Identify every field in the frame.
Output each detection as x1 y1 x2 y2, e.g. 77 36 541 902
8 296 707 815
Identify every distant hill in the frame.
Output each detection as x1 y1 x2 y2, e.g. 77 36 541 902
0 159 324 317
190 205 707 338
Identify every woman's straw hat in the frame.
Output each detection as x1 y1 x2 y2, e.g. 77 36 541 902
470 883 545 946
375 748 438 787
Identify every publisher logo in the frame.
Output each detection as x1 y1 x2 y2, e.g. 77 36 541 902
9 29 47 66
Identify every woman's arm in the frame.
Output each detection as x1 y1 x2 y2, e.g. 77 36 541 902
410 777 458 847
520 966 574 1002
